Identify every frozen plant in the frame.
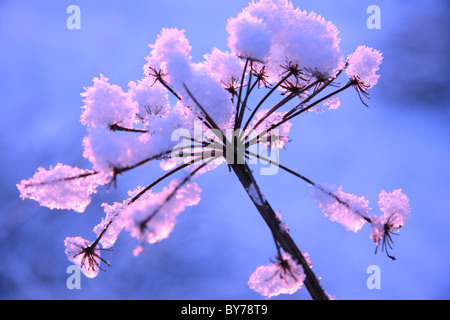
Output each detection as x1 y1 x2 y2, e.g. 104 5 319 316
17 0 410 300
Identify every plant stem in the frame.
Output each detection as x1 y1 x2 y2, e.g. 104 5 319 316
230 163 329 300
242 71 293 133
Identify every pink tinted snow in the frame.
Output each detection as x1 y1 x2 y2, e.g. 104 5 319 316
123 180 201 246
80 74 138 128
17 163 107 213
346 45 383 88
311 184 369 232
370 189 410 244
64 236 103 278
229 0 344 83
248 253 305 298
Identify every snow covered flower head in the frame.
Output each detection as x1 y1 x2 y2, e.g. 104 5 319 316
370 189 410 260
17 0 406 300
248 253 305 299
226 0 345 84
346 45 383 88
227 11 272 61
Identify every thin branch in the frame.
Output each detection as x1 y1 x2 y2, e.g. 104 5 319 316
181 136 226 153
182 83 230 151
244 81 354 150
282 65 347 120
285 81 353 121
236 59 254 129
108 123 148 133
114 150 173 176
183 84 221 132
246 92 297 134
246 150 372 223
139 156 219 230
234 58 250 131
242 70 293 133
128 153 216 205
246 150 315 186
23 170 99 187
149 67 182 100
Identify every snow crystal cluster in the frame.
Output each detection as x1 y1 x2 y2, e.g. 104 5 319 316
80 74 138 128
16 164 108 213
227 0 344 83
123 181 201 248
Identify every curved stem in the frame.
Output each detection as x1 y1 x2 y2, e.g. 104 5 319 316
231 163 329 300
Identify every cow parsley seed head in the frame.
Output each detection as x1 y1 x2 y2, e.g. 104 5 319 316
127 77 170 124
370 189 410 260
248 253 305 299
346 45 383 88
17 0 407 300
80 74 138 128
64 236 112 278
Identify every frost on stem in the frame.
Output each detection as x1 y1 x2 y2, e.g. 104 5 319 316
16 164 108 213
94 201 128 250
82 127 172 174
123 180 201 249
247 182 265 206
275 211 290 234
248 253 306 299
80 74 138 128
92 179 202 254
89 177 203 268
311 184 370 232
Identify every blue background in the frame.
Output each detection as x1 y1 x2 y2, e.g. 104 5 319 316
1 0 449 299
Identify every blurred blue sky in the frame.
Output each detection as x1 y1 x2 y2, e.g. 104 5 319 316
1 0 449 299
